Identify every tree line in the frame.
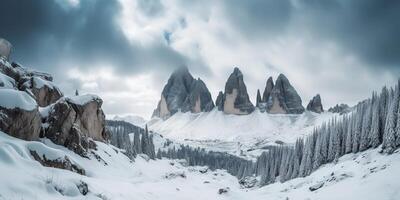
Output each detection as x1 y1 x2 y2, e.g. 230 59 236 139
106 120 156 160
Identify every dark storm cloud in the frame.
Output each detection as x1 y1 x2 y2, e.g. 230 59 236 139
0 0 202 75
221 0 292 38
297 0 400 69
218 0 400 69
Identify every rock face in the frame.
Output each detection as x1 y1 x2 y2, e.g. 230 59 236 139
307 94 324 113
262 77 274 103
0 38 12 60
44 95 108 156
24 76 63 107
152 67 214 119
220 67 254 115
0 89 41 141
215 91 224 111
266 74 304 114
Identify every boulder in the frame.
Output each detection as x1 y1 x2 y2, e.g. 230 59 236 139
28 76 63 107
43 95 107 156
221 67 254 114
307 94 324 113
0 89 41 140
267 74 304 114
152 67 214 119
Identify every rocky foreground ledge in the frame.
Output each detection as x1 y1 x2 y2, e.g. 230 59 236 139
0 41 109 157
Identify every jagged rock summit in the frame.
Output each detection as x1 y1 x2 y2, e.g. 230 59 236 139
256 74 305 114
219 67 255 115
306 94 324 113
152 67 214 119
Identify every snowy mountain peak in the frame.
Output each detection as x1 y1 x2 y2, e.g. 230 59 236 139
152 67 214 119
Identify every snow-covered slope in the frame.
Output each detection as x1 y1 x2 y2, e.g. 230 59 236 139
149 109 337 158
1 129 399 200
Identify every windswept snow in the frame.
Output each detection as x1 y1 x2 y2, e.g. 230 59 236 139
149 109 337 158
0 129 399 200
149 109 336 141
0 89 37 111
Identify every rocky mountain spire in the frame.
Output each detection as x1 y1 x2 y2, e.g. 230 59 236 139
306 94 324 113
152 67 214 119
267 74 305 114
256 89 262 107
215 91 224 111
220 67 254 115
262 76 274 103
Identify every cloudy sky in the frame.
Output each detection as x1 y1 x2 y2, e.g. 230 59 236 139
1 0 399 119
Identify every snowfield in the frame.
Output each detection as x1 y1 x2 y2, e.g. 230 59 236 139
1 130 399 200
149 109 338 158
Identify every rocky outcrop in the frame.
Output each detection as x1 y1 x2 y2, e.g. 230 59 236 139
152 67 214 119
266 74 304 114
262 77 274 103
307 94 324 113
0 89 41 141
215 91 224 111
220 67 254 115
328 104 351 115
22 76 63 107
256 89 262 107
0 39 108 158
43 95 107 156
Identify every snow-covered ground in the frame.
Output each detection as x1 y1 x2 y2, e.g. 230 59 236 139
0 129 399 200
148 109 337 158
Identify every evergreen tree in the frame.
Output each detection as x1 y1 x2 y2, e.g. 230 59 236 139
382 86 398 153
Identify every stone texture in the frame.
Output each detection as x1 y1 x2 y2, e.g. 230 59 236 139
267 74 304 114
29 77 63 107
152 67 214 119
307 94 324 113
215 91 224 111
0 106 41 141
262 76 274 103
221 67 254 114
43 96 107 156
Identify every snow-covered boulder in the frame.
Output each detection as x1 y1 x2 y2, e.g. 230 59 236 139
0 89 41 140
152 67 214 119
43 95 108 155
23 76 63 107
307 94 324 113
220 67 254 115
0 73 16 88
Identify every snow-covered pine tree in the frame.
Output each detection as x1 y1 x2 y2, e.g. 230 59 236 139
369 92 381 148
360 100 372 151
382 86 398 153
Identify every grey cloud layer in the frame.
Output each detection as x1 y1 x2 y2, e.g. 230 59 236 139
0 0 198 75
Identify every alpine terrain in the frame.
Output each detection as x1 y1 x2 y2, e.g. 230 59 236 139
0 1 399 199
